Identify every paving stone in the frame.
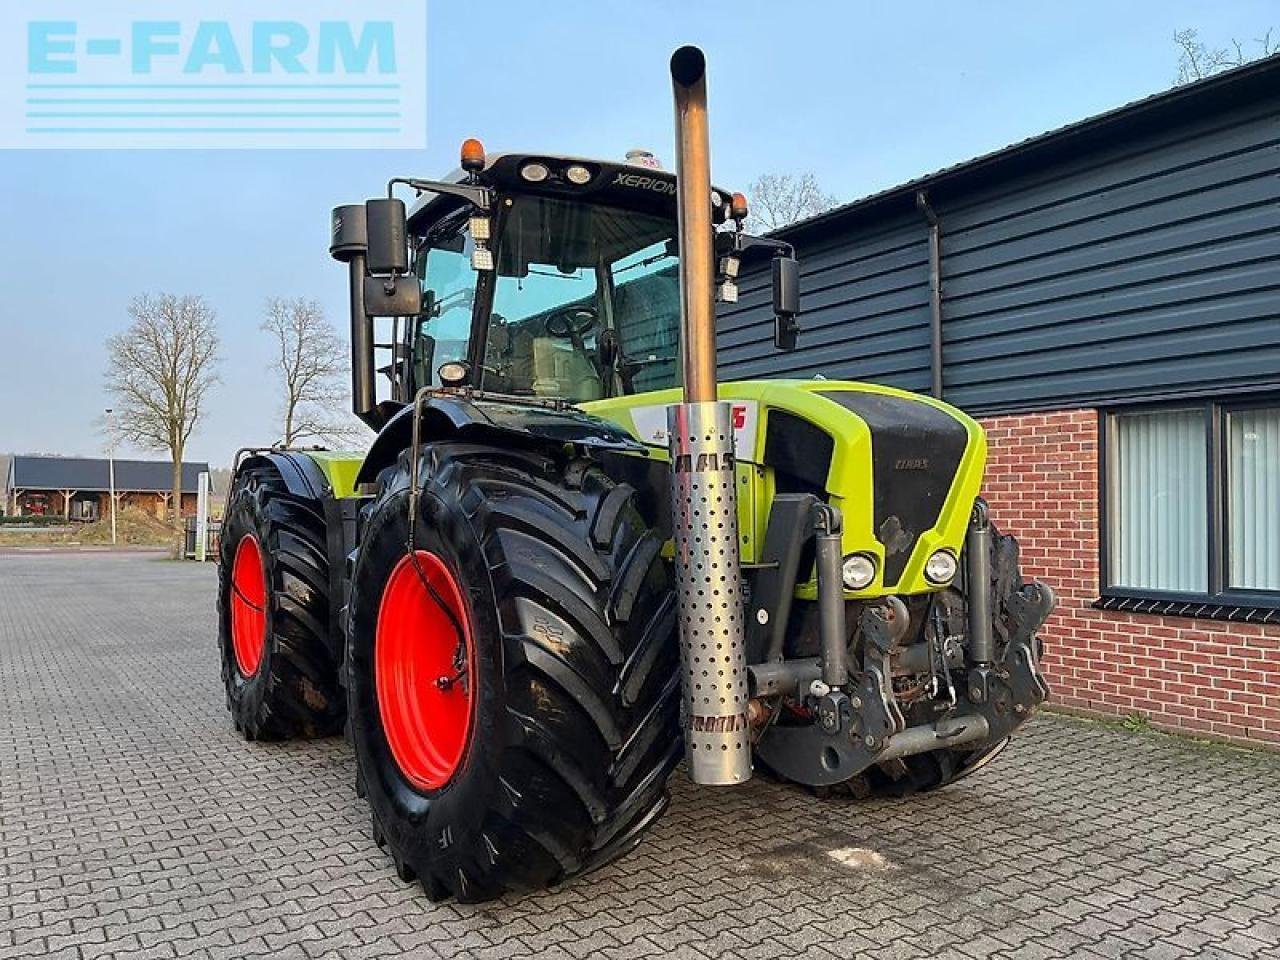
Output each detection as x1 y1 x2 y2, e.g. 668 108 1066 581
3 552 1280 960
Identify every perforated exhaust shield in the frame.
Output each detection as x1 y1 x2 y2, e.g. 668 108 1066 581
668 400 752 785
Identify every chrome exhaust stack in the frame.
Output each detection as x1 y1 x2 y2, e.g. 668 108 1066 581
668 46 751 785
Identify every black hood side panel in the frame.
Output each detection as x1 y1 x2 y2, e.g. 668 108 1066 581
355 393 644 486
818 391 969 585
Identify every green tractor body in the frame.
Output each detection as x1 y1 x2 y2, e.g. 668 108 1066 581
217 47 1053 902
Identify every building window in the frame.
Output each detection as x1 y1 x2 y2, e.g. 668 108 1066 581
1104 401 1280 606
1110 409 1207 592
1228 407 1280 591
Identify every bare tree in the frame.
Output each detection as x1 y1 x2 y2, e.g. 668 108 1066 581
105 294 220 521
744 172 839 233
262 297 360 447
1175 28 1276 85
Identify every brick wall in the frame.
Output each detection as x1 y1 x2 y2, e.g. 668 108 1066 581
979 409 1280 748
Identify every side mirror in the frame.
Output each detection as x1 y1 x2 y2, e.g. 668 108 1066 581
772 255 800 351
363 275 422 317
365 198 409 275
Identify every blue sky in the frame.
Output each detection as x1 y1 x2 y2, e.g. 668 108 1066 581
1 0 1275 468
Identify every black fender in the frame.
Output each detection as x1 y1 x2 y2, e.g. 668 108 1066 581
231 449 332 500
227 449 355 662
354 393 645 486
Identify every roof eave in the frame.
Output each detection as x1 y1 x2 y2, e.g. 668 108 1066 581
773 52 1280 241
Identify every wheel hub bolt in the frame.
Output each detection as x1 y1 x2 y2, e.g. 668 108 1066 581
435 669 466 692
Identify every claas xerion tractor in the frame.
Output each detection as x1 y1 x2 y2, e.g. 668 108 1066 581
218 46 1055 902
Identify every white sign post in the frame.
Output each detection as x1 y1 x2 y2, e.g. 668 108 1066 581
195 471 210 562
105 407 118 545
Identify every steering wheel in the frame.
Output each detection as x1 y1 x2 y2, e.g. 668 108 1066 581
544 305 598 339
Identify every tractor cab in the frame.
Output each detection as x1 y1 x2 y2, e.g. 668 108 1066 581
331 142 800 427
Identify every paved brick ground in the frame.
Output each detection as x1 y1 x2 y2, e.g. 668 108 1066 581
3 552 1280 960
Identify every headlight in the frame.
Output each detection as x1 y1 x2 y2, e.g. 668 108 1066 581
841 553 877 590
924 549 958 585
520 162 550 183
437 361 470 387
565 164 592 185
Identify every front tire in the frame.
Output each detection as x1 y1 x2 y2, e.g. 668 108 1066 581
217 459 344 740
346 443 680 902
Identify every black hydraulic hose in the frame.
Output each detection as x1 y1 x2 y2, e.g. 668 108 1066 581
402 388 468 681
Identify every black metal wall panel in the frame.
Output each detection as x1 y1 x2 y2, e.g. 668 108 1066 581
717 212 934 392
720 83 1280 414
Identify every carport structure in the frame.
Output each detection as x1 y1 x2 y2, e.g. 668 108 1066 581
5 455 210 520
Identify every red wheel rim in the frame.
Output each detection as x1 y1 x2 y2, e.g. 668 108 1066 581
375 551 475 792
230 534 267 677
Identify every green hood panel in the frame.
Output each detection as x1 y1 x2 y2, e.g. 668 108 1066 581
300 450 367 500
583 380 986 596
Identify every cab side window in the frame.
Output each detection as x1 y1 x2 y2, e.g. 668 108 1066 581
415 225 476 387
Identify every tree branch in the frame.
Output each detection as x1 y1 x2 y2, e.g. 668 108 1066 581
104 293 220 520
261 296 361 447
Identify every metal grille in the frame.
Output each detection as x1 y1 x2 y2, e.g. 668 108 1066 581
668 401 751 785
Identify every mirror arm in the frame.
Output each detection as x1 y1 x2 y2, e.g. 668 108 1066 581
714 231 794 261
386 177 492 212
714 230 800 351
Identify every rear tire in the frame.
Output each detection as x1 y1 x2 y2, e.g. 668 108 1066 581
217 459 344 740
346 442 681 903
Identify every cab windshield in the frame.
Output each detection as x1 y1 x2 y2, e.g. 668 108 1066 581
483 195 682 400
406 198 665 404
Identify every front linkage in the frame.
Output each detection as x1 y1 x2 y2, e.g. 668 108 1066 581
751 499 1055 792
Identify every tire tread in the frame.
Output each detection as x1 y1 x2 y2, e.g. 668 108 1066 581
217 460 343 740
350 443 680 902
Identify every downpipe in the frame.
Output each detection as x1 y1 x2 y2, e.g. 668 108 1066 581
916 190 944 400
668 46 752 785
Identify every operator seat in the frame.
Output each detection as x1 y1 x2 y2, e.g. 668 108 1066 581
531 338 604 402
